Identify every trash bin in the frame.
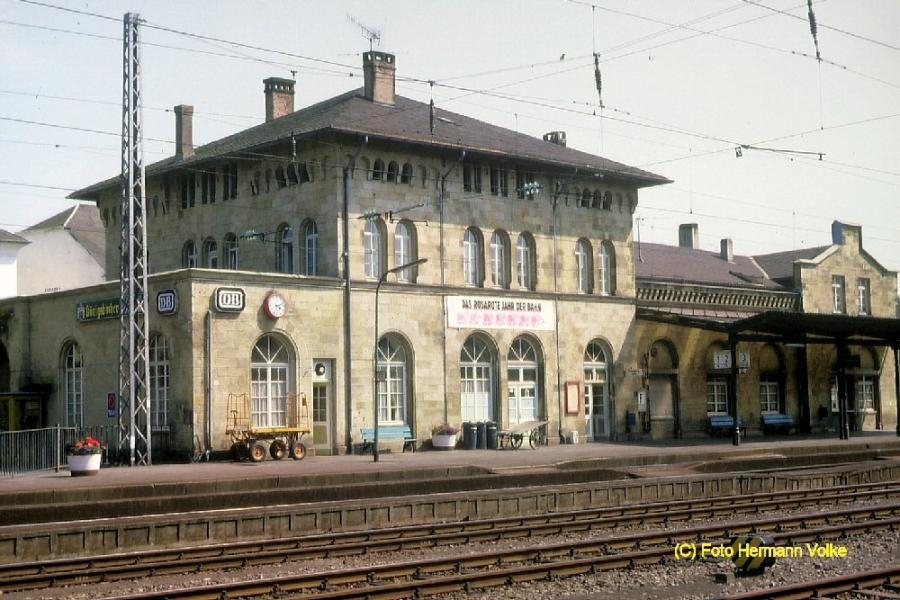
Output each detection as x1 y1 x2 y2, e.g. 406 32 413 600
566 430 579 444
476 421 486 449
462 422 477 450
486 422 498 449
626 411 637 432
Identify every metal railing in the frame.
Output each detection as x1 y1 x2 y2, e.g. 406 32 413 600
0 425 174 476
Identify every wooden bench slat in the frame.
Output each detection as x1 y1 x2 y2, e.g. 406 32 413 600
359 425 417 453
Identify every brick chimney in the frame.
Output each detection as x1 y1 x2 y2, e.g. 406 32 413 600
678 223 699 249
363 51 396 105
264 77 295 122
543 131 567 146
720 238 734 262
174 104 194 160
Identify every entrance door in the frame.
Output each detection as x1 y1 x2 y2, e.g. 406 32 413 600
507 337 539 425
311 360 333 455
583 340 610 440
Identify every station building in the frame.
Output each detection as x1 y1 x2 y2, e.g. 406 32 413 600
0 51 897 456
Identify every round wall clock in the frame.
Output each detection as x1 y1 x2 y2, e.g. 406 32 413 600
263 291 287 319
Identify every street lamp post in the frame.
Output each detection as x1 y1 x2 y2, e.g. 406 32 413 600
373 257 428 462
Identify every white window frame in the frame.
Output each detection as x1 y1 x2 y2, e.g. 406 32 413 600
576 239 592 294
832 275 846 314
461 336 494 422
463 228 482 286
490 231 509 289
857 278 871 316
856 375 875 411
149 335 170 431
364 219 383 279
599 242 613 295
224 234 239 270
277 224 293 274
62 342 83 427
304 220 318 276
377 336 408 424
394 222 413 282
759 376 779 414
250 335 291 428
516 233 534 291
706 377 728 414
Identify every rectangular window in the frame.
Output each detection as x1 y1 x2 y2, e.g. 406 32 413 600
490 166 508 197
180 173 196 209
857 278 871 315
313 384 328 422
200 171 216 205
832 275 846 313
463 163 481 193
759 377 779 413
706 377 728 414
856 376 875 411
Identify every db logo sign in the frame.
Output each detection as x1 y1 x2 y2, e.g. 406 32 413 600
157 290 178 315
215 287 245 312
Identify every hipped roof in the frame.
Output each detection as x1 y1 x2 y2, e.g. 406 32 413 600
70 89 669 200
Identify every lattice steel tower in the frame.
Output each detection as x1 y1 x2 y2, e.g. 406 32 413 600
119 12 151 466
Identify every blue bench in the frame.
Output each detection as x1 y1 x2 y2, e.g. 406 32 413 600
761 413 795 434
360 425 417 453
707 415 747 437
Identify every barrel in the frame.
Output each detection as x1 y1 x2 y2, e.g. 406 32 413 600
476 421 486 449
486 422 498 449
462 422 477 450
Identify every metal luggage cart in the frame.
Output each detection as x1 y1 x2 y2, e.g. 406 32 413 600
225 393 311 462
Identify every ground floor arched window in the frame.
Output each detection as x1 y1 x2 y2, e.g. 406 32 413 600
377 334 410 424
583 340 611 439
250 334 292 428
460 334 495 422
61 341 83 427
507 336 540 425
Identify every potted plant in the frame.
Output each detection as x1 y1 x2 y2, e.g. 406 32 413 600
66 435 104 476
431 424 459 450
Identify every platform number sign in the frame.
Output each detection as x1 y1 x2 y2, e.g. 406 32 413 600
107 392 117 418
214 287 245 313
157 289 178 315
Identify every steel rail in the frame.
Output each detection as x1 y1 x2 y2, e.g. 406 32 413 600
721 564 900 599
2 484 898 592
94 514 900 600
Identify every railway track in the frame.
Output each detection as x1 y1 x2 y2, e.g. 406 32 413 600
2 482 898 597
723 564 900 599
60 504 900 599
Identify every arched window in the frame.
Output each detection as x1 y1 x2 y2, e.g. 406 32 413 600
149 334 170 431
377 335 411 424
394 221 417 282
277 223 293 273
460 334 496 422
251 334 292 428
490 230 510 289
581 189 591 208
592 190 602 209
61 341 83 427
364 219 385 278
303 220 318 276
516 232 536 291
508 337 541 425
287 163 299 186
298 162 311 183
386 161 400 183
275 166 287 188
584 340 611 439
372 158 385 182
202 238 218 268
400 162 413 184
182 240 197 268
758 344 784 415
463 227 483 287
224 233 239 270
599 241 616 295
575 239 593 294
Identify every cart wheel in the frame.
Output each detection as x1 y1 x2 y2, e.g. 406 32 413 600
290 441 307 460
269 439 287 460
249 442 267 463
529 430 539 449
510 433 523 449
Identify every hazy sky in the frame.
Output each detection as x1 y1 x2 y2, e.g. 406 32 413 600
2 0 898 273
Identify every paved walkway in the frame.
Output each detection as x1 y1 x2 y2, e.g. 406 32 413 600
3 431 899 493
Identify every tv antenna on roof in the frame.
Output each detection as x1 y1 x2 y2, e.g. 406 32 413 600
347 14 381 51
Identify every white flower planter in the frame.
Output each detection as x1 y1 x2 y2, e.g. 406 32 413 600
67 453 102 476
431 434 457 450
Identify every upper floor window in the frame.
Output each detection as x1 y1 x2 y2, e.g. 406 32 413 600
183 240 197 268
275 166 287 189
222 163 238 200
857 277 871 315
287 163 299 186
400 162 413 184
599 241 616 295
463 227 483 287
372 159 385 182
180 173 196 209
386 161 400 183
202 238 218 268
224 234 239 269
832 275 846 314
575 238 593 294
516 233 536 291
201 171 216 204
277 223 293 273
490 230 510 289
394 221 416 282
364 219 385 278
303 220 318 276
489 166 508 197
463 163 482 193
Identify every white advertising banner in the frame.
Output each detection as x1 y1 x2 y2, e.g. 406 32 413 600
446 295 555 331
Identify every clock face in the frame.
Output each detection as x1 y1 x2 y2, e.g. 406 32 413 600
264 292 287 319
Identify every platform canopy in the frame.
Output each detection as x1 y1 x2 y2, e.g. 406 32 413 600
637 308 900 347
